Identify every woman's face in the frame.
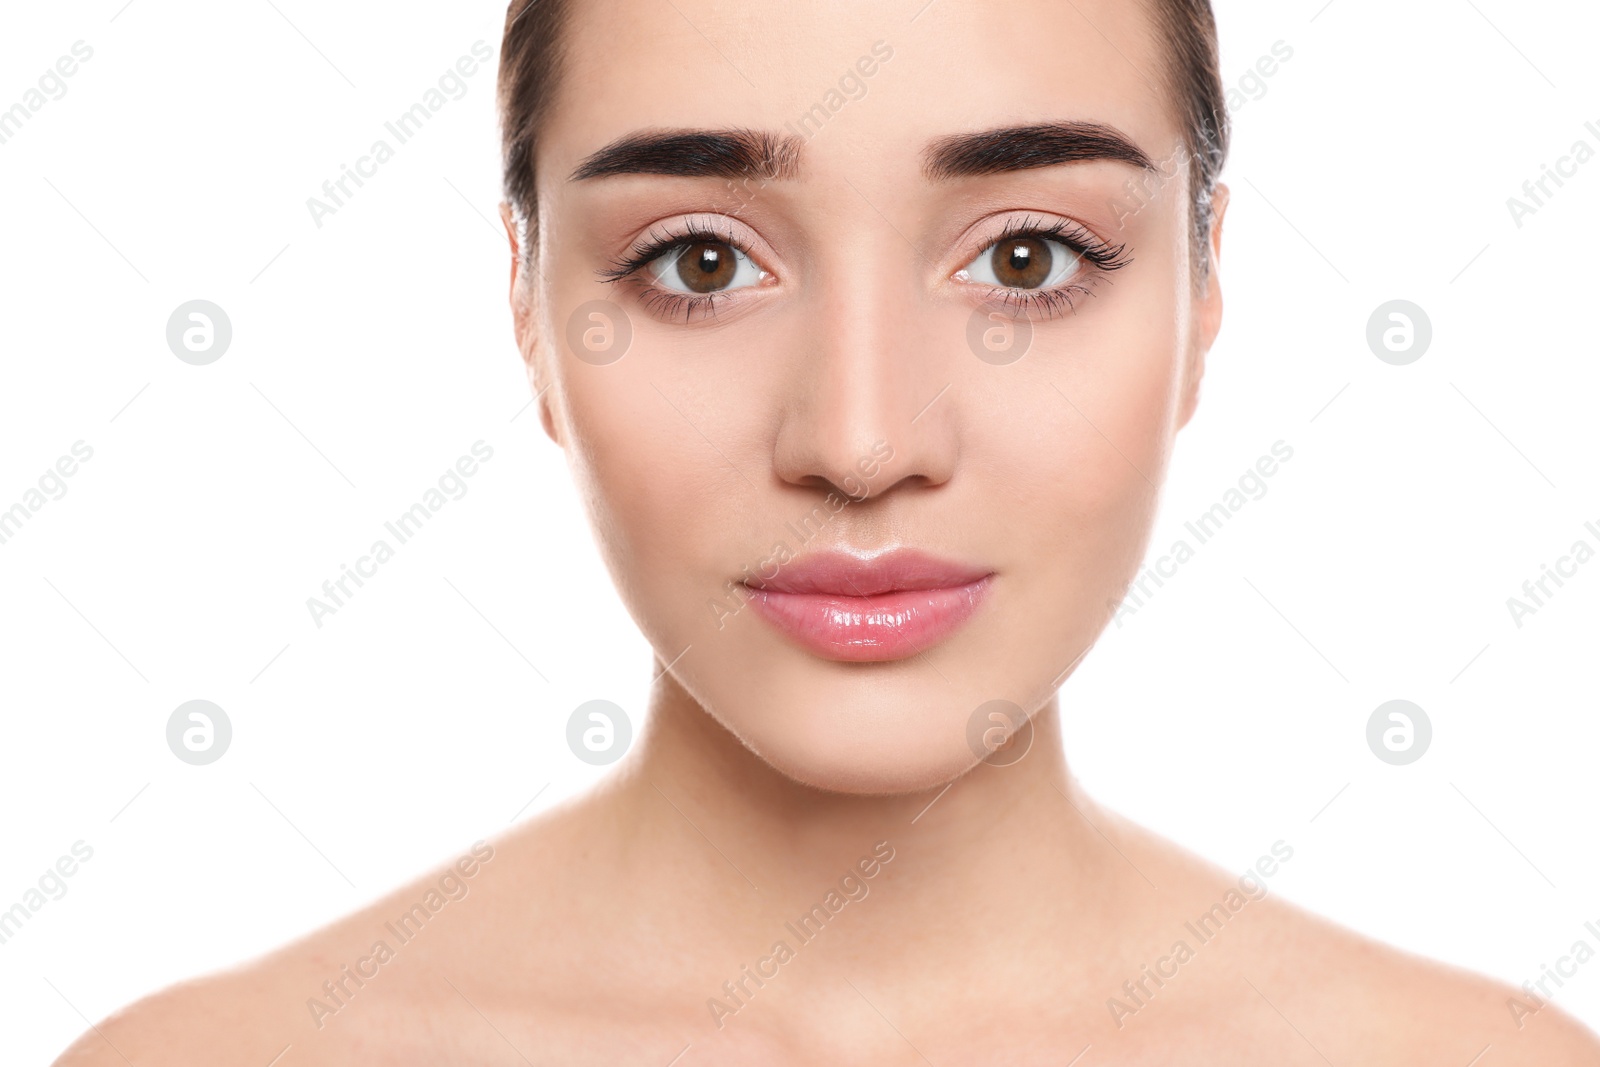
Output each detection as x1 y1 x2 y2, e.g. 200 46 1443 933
513 0 1224 793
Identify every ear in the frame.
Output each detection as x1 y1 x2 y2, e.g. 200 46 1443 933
501 201 562 446
1177 182 1229 432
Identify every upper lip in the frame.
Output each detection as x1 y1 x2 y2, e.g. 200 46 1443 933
743 548 992 597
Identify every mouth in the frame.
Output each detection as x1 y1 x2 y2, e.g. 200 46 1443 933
740 548 995 663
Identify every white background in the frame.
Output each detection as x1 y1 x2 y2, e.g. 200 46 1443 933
1 0 1596 1061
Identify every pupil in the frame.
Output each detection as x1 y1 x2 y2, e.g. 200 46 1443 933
992 238 1051 289
675 240 738 293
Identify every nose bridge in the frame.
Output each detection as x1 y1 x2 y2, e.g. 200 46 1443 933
772 232 955 499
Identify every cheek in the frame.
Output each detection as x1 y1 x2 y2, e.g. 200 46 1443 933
1019 309 1184 508
562 373 698 597
559 353 764 642
992 292 1188 619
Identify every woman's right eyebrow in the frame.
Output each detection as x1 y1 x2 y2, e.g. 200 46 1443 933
569 128 802 182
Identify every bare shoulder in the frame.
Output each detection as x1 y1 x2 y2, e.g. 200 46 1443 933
1251 900 1600 1066
51 807 594 1067
1100 808 1600 1064
50 967 306 1067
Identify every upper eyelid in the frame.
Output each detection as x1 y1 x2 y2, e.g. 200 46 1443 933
605 214 774 277
959 213 1113 261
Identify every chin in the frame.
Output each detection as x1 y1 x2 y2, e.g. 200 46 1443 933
729 695 991 797
760 741 980 797
662 609 1051 796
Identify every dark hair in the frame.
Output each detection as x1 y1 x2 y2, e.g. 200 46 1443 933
1144 0 1231 275
497 0 571 261
497 0 1228 272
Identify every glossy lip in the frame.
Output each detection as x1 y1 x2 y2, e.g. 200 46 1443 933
741 549 995 663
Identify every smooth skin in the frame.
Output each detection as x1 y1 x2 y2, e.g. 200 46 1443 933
57 0 1600 1063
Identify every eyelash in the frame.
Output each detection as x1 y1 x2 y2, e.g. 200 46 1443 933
597 216 746 323
596 214 1132 322
971 215 1131 317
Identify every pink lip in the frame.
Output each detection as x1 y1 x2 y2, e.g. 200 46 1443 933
742 549 994 662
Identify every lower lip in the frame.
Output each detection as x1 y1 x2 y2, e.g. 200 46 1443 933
743 576 994 663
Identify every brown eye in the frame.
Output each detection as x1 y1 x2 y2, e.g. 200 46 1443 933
674 240 739 293
960 232 1087 294
990 237 1052 289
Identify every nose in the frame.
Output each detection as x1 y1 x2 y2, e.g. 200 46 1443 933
770 255 960 502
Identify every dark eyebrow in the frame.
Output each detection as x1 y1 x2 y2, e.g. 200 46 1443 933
570 128 803 182
923 122 1154 180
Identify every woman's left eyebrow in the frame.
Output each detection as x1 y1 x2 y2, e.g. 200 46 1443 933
923 122 1156 179
570 128 802 182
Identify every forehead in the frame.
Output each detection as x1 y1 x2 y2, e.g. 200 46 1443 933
539 0 1181 184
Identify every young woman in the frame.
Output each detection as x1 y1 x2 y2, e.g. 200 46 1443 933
58 0 1600 1063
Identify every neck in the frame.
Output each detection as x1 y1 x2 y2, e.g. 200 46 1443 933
593 659 1149 990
